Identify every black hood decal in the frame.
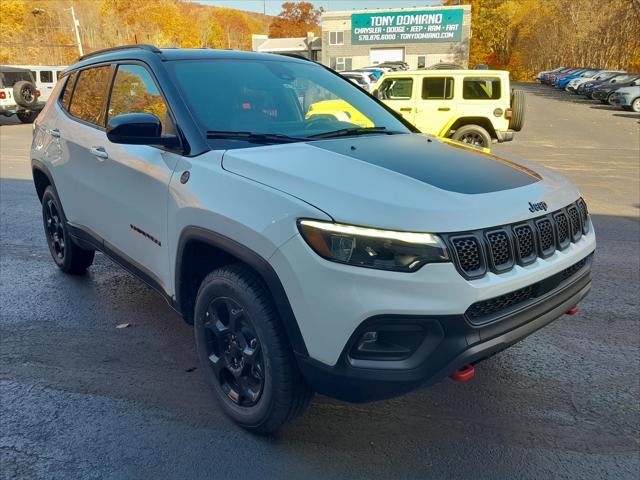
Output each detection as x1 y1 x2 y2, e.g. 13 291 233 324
311 134 541 194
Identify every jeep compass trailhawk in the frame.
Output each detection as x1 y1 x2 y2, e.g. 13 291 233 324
31 45 595 434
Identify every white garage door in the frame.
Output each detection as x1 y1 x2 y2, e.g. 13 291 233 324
370 48 404 66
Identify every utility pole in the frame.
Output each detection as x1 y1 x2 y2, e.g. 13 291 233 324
69 5 84 57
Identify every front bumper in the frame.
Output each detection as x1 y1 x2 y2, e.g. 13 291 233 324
298 256 592 402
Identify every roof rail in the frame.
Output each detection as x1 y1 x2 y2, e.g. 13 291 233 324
78 44 161 62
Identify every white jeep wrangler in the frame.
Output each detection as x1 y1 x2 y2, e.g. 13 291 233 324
0 66 44 123
32 46 595 434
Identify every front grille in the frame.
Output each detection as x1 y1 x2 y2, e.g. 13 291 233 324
445 198 590 279
451 236 483 273
554 212 570 248
466 254 592 324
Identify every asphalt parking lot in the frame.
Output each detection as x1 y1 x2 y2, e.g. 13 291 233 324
1 83 639 479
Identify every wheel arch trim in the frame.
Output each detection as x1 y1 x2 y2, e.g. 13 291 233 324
175 226 309 358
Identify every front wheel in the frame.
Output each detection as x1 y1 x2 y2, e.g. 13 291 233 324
41 186 95 274
631 98 640 113
194 264 312 434
451 124 492 148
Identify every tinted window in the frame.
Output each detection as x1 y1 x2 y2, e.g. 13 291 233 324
60 72 77 109
422 77 454 99
378 78 413 100
108 64 173 135
69 66 113 126
1 70 33 86
463 77 501 99
417 56 426 69
168 59 410 137
40 71 53 83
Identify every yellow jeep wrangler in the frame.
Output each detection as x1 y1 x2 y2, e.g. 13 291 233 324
372 70 525 148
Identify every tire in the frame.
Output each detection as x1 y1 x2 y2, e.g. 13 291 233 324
509 89 526 131
451 124 492 148
41 186 95 274
17 110 38 123
194 264 312 434
631 98 640 113
13 80 37 108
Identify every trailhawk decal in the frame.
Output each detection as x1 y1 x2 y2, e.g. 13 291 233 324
310 135 541 195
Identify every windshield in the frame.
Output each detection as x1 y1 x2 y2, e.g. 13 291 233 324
168 59 411 141
0 70 33 87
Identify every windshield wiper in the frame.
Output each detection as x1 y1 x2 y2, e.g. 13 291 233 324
307 127 402 140
206 131 308 143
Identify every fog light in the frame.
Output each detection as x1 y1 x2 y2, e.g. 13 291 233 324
351 326 426 360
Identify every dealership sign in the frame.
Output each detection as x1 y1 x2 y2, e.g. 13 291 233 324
351 9 464 44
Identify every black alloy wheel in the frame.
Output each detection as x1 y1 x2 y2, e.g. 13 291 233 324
458 131 486 147
203 296 265 406
44 197 65 261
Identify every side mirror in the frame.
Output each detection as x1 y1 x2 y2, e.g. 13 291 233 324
107 112 179 148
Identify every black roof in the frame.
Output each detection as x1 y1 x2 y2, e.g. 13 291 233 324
68 44 312 73
0 66 33 73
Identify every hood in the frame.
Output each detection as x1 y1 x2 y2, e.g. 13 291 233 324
222 134 580 232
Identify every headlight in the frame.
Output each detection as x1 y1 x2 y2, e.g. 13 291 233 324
297 219 449 272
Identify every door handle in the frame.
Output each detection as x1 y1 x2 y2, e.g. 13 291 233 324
399 107 413 112
90 146 109 160
48 128 60 138
438 107 451 112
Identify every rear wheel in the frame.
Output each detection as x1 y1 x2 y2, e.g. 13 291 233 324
41 186 95 274
509 89 526 131
17 110 38 123
451 124 492 148
194 264 312 434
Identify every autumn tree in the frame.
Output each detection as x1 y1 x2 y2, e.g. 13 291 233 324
269 2 323 38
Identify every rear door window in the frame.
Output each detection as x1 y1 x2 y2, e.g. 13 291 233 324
378 78 413 100
107 64 174 135
463 77 501 100
69 66 114 127
422 77 454 99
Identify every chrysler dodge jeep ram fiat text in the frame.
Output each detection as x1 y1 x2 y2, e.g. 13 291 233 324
31 46 595 434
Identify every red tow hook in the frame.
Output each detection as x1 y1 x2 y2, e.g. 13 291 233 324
566 305 579 316
449 364 475 382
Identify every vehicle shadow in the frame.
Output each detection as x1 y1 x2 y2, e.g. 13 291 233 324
613 113 639 120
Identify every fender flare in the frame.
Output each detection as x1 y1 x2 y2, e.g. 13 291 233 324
175 226 309 358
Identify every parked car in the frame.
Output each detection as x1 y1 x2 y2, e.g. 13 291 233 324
536 66 568 82
375 61 409 71
541 67 575 84
592 75 640 103
428 63 464 70
566 70 619 93
579 73 628 98
8 65 67 102
608 85 640 112
373 69 524 148
555 69 601 89
340 71 377 91
354 67 385 80
32 45 595 434
0 66 44 123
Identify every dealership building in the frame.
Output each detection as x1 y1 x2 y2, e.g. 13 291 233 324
320 5 471 71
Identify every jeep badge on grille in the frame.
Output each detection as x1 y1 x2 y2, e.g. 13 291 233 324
528 201 548 213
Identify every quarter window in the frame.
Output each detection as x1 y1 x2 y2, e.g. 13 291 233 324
108 64 173 135
329 31 344 45
40 71 53 83
378 78 413 100
417 56 426 69
60 72 77 110
463 77 501 100
69 66 114 126
422 77 454 100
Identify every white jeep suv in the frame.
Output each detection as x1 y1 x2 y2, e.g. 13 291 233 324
31 45 595 434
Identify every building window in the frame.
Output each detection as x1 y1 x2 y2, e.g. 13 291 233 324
329 31 344 45
422 77 454 100
332 57 351 72
417 56 426 69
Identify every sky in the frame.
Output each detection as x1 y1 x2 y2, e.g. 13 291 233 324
195 0 444 16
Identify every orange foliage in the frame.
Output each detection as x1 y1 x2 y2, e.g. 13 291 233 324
269 2 323 38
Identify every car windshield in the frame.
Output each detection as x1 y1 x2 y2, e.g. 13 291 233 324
167 59 411 141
